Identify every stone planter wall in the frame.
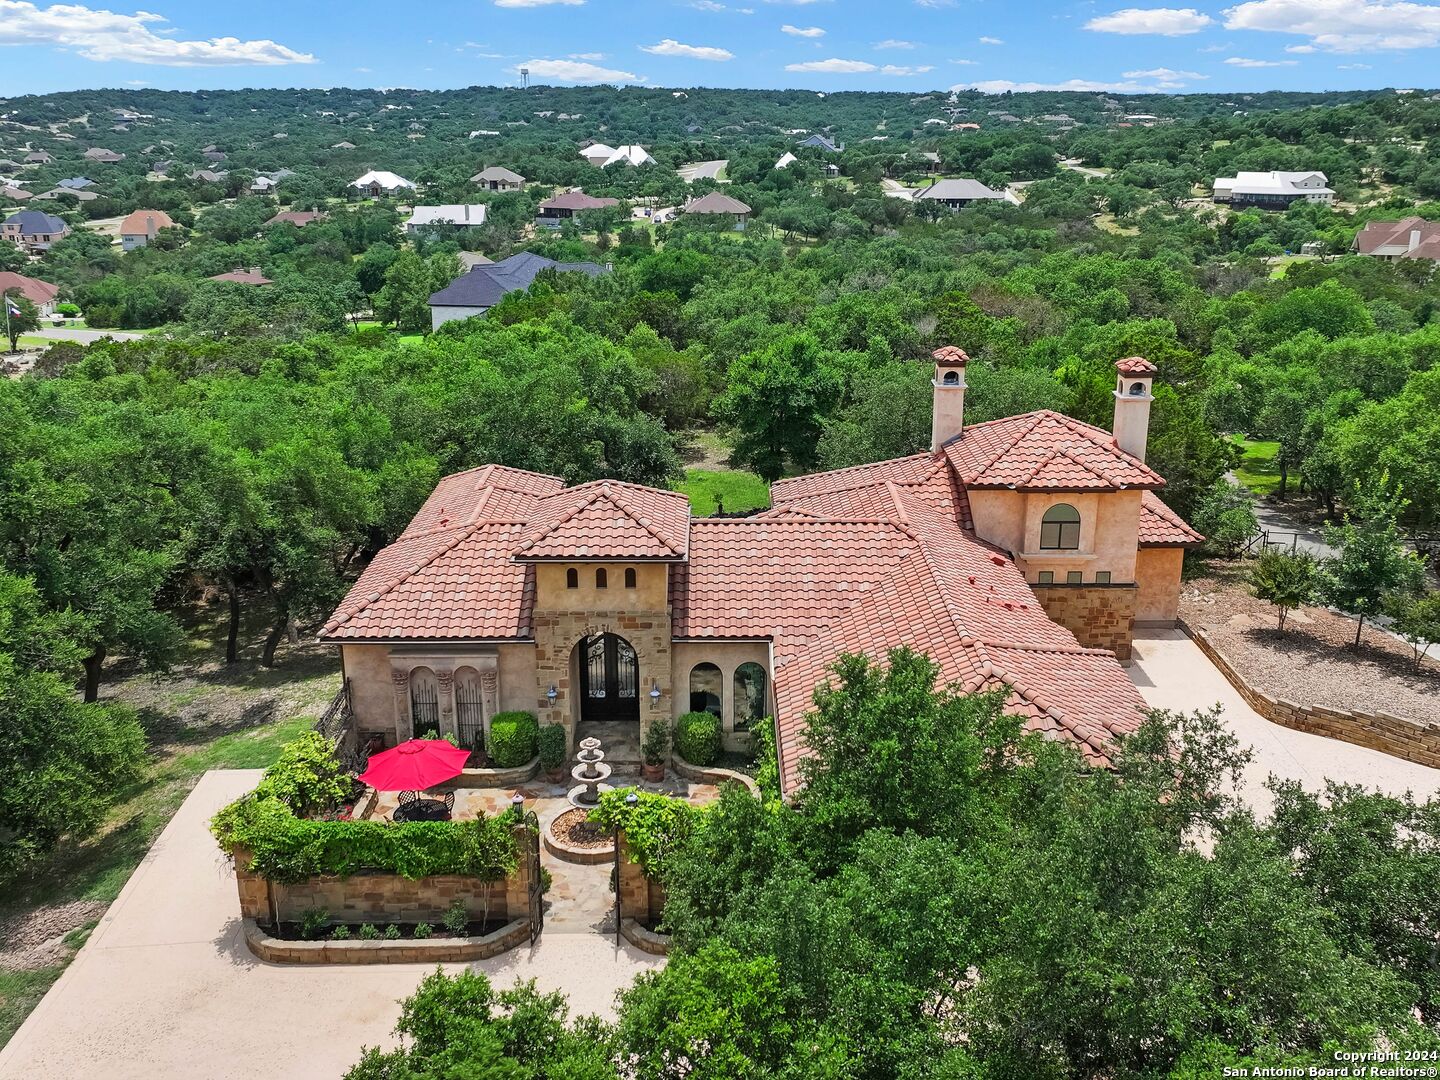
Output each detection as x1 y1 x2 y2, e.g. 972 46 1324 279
616 832 671 954
437 757 540 788
1181 619 1440 768
243 917 530 964
230 822 535 930
670 755 762 798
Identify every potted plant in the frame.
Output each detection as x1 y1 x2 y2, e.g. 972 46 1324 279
538 723 567 783
641 720 670 782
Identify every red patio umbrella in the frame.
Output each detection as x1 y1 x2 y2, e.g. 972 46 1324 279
357 738 471 792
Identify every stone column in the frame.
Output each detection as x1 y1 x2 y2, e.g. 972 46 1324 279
617 833 650 922
390 668 411 743
436 668 456 740
481 670 499 743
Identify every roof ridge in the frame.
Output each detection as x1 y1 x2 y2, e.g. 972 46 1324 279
968 411 1048 480
599 483 688 556
771 452 932 495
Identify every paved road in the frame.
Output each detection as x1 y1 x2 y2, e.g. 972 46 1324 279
881 178 916 200
1058 157 1107 179
677 159 727 182
1233 477 1341 561
0 771 662 1080
1129 629 1440 816
25 326 147 344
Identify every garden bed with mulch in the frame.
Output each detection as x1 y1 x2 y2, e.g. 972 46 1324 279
1180 560 1440 721
549 808 612 850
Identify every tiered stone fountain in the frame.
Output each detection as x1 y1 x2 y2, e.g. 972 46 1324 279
568 736 613 808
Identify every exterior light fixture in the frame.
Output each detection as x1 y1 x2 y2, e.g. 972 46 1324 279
624 791 639 810
512 793 524 812
546 684 558 702
649 682 661 701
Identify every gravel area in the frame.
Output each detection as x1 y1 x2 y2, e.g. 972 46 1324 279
549 808 613 850
1180 561 1440 722
0 901 107 972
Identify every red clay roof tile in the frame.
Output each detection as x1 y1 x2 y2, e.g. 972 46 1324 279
942 410 1164 491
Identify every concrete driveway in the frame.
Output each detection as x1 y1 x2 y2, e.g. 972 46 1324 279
1129 629 1440 814
0 770 662 1080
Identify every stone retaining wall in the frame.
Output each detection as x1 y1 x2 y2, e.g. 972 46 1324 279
1180 619 1440 769
670 754 762 797
243 917 530 964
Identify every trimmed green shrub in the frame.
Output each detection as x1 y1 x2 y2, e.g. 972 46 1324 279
210 795 517 884
412 922 432 939
253 731 352 817
443 899 468 936
358 923 380 940
675 711 721 767
642 719 670 766
330 924 351 940
299 907 330 940
383 923 401 940
538 723 568 769
489 711 538 768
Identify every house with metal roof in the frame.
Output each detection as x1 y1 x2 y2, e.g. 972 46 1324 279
1212 171 1334 209
321 348 1198 795
426 251 610 329
350 170 416 197
405 204 487 234
798 133 844 153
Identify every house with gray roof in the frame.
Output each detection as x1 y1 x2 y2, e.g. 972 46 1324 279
798 134 844 153
915 178 1015 210
427 251 610 329
472 166 525 191
2 209 70 252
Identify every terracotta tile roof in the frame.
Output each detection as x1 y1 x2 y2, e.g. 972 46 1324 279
768 453 969 527
0 270 58 306
1115 355 1157 375
932 345 970 364
1139 490 1203 546
942 410 1164 491
515 481 690 560
401 464 564 538
118 209 174 236
769 492 1147 791
322 522 536 640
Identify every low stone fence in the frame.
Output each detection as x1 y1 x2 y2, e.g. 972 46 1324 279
670 755 762 798
243 917 530 964
1180 619 1440 769
439 757 540 788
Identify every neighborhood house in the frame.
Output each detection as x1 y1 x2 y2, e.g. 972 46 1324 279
472 166 525 191
1352 216 1440 264
350 170 416 197
426 251 609 329
321 349 1198 796
1212 170 1334 209
535 190 619 227
119 209 176 251
2 209 70 253
405 204 487 234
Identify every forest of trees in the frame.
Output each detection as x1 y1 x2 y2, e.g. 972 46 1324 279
3 84 1440 1068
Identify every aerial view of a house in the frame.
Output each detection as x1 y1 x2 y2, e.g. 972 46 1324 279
350 170 416 196
119 209 176 251
472 166 525 191
1212 170 1334 208
2 208 70 252
535 190 619 227
1352 216 1440 264
426 250 610 328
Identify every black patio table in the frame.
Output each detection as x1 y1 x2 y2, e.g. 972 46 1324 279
392 798 451 822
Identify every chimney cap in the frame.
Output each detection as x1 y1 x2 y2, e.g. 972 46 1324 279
1115 356 1157 375
932 345 970 365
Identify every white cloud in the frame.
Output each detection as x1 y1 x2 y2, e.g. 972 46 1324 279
875 38 917 48
569 51 605 60
916 0 956 6
1085 7 1214 34
979 35 1004 43
1338 61 1373 67
691 0 726 8
640 38 734 59
786 57 877 71
0 0 316 65
781 23 825 36
1284 43 1315 52
518 57 642 82
495 0 583 6
950 58 977 64
881 63 935 73
1222 55 1299 65
1223 0 1440 52
1123 66 1206 78
960 77 1153 91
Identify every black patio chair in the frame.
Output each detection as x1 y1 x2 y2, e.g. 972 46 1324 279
398 790 419 809
442 790 455 812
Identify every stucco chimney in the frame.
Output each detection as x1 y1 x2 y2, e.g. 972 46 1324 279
930 345 969 452
1410 228 1423 253
1112 356 1157 462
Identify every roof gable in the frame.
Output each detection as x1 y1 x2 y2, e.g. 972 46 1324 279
943 410 1164 491
515 481 690 560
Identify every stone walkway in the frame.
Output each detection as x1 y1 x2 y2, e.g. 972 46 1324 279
0 771 669 1080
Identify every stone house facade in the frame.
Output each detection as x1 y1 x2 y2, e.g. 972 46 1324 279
321 349 1199 795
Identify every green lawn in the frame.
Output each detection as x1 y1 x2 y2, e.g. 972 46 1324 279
0 606 338 1049
1230 437 1283 496
678 468 771 517
1268 254 1318 279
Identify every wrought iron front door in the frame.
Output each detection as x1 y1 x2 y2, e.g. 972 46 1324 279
578 634 639 722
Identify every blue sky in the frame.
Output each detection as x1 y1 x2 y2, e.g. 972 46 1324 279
1 0 1438 97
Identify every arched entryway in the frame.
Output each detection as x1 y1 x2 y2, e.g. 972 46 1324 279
578 633 639 723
